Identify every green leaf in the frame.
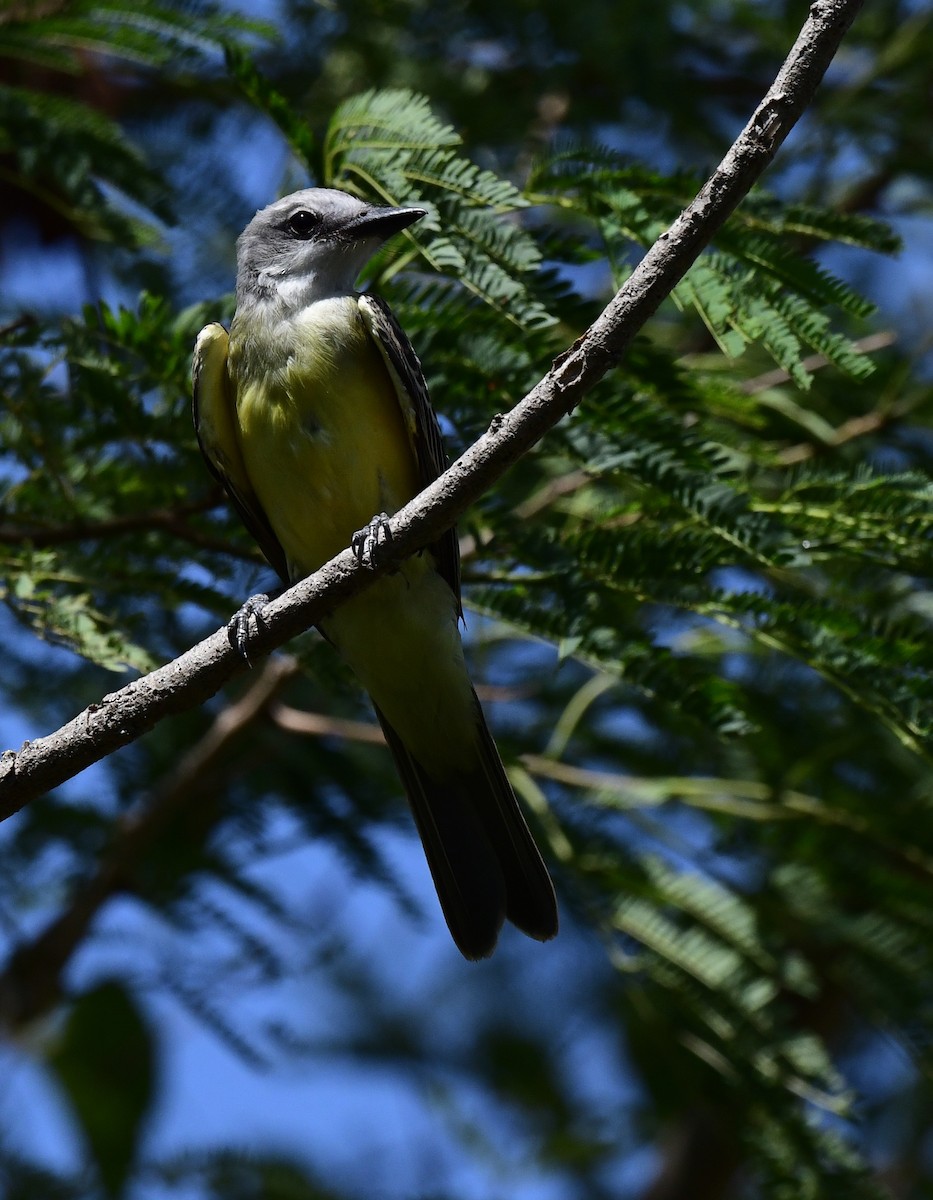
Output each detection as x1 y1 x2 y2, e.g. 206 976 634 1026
48 981 155 1199
324 89 554 329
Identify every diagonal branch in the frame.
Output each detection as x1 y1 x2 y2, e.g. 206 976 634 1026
0 656 299 1029
0 0 864 822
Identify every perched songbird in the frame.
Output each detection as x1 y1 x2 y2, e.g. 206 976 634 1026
192 188 558 958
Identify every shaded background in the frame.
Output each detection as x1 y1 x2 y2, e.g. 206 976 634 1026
2 1 933 1197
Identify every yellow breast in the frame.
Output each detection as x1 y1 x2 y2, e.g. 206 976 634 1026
229 296 419 578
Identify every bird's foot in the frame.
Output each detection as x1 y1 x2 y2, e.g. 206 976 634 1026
227 592 273 661
351 511 393 569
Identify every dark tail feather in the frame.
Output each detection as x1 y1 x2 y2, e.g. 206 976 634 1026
374 694 558 959
466 691 558 944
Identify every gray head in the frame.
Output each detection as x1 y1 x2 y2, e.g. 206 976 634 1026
235 187 426 310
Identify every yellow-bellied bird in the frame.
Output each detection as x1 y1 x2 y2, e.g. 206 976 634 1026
192 188 558 959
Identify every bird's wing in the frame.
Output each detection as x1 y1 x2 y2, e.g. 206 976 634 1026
192 322 291 584
358 293 461 607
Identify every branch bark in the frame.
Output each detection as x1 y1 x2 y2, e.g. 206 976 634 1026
0 0 864 822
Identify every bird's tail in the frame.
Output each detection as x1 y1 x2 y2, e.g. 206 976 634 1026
374 691 558 960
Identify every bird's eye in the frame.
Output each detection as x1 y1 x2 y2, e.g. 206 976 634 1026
285 209 322 238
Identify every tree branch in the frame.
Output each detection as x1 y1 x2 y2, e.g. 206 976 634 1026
741 331 896 396
0 656 299 1029
0 0 864 822
0 496 214 546
0 492 264 564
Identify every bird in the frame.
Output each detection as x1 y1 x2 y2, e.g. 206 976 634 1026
192 187 558 959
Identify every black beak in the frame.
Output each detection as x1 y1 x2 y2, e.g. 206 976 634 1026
343 205 427 242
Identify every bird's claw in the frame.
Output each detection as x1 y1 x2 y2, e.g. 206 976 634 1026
352 511 393 568
227 592 271 661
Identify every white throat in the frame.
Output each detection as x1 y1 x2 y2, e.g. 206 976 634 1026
261 270 346 313
255 239 378 314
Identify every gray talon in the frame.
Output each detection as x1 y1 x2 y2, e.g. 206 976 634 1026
352 512 392 568
228 592 271 660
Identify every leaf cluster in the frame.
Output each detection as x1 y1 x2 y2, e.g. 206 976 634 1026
0 0 268 246
2 26 933 1200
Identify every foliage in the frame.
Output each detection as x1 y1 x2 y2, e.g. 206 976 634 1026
2 2 933 1200
0 0 269 245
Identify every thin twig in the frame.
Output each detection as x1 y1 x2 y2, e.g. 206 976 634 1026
0 494 263 564
269 679 533 745
0 0 865 822
0 314 38 339
270 702 386 746
0 504 217 546
741 330 896 394
777 401 906 465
